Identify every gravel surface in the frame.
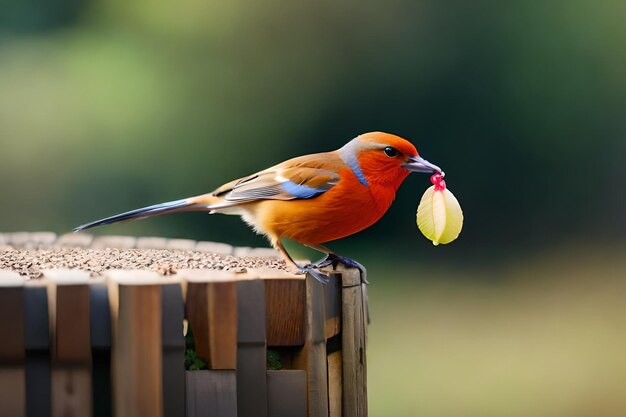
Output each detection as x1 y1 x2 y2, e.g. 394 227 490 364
0 247 289 279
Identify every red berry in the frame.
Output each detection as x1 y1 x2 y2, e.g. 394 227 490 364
430 173 446 191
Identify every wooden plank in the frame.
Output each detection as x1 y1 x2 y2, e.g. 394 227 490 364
339 267 368 417
324 275 341 339
0 272 26 361
162 283 185 417
90 283 111 349
183 270 238 370
267 370 307 417
24 281 51 417
107 270 164 417
45 270 92 417
92 349 111 417
265 279 306 346
185 370 237 417
89 283 111 417
327 351 342 417
24 282 50 350
293 275 329 417
236 280 267 417
0 367 26 417
46 271 92 364
0 271 26 417
51 369 92 417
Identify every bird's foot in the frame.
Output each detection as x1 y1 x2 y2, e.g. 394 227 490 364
290 255 368 285
294 263 331 284
316 253 369 285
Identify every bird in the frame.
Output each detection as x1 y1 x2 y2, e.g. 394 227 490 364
74 132 442 283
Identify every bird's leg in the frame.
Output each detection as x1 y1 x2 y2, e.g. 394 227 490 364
305 244 369 285
273 240 331 284
304 243 335 268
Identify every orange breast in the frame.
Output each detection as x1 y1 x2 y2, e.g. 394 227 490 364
254 169 397 245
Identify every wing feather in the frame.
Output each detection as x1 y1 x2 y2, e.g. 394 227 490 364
211 152 343 203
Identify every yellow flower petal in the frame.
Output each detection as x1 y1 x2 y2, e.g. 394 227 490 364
416 186 463 245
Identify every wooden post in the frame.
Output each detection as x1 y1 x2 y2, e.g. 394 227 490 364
327 351 342 417
324 275 341 340
339 267 368 417
89 282 111 417
0 271 26 417
256 268 306 347
24 279 51 417
45 270 93 417
237 279 268 417
182 270 239 370
266 370 307 417
1 235 372 417
185 370 237 417
325 273 343 417
161 282 185 417
293 275 329 417
107 270 166 417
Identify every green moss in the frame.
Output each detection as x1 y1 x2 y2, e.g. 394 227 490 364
266 349 283 370
184 324 208 371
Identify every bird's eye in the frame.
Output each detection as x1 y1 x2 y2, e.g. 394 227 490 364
383 146 399 158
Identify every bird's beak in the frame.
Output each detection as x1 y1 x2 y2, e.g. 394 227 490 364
404 156 443 174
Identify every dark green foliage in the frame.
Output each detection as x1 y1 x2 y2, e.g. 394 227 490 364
184 324 208 371
266 349 283 370
185 349 208 371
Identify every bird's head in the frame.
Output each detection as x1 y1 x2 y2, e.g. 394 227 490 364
339 132 442 189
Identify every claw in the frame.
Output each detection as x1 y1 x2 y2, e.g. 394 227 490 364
298 264 330 284
312 257 334 269
289 253 367 285
324 254 369 285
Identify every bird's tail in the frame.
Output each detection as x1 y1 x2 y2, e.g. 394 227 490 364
73 194 224 232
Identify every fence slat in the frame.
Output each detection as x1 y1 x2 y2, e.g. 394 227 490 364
162 283 185 417
185 370 237 417
340 268 368 417
265 279 306 346
327 351 342 417
267 370 307 417
183 270 238 370
45 270 92 417
236 279 268 417
25 280 51 417
107 271 164 417
293 275 329 417
324 276 341 339
90 283 111 417
0 271 26 417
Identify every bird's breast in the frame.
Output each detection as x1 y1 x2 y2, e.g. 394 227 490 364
251 172 397 244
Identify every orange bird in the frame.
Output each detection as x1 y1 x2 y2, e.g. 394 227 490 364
74 132 442 282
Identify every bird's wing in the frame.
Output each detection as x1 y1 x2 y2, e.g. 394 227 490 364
211 152 343 202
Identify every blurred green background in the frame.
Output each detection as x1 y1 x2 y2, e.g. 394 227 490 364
1 0 625 415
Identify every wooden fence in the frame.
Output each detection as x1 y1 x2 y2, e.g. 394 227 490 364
0 234 368 417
